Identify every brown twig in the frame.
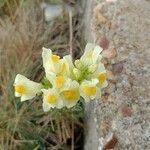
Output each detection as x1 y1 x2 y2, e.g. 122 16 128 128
64 120 71 139
57 120 62 143
71 119 74 150
69 11 73 58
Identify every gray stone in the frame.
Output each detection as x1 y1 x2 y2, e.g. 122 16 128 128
41 2 76 22
83 0 150 149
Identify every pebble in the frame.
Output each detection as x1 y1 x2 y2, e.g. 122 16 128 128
102 48 117 59
41 4 63 21
101 58 108 66
98 36 109 50
41 3 75 22
112 62 124 74
103 133 118 150
119 105 133 117
106 70 116 81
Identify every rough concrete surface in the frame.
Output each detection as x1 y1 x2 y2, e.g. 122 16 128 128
83 0 150 149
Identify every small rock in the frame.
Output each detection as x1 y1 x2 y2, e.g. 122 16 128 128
103 133 118 150
102 48 117 59
119 105 133 117
106 70 116 81
98 36 109 50
43 4 63 21
112 62 124 74
101 58 108 66
41 3 75 22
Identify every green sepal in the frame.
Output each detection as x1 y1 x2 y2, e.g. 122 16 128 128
41 77 52 89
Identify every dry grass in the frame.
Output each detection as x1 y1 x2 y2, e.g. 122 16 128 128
0 0 84 149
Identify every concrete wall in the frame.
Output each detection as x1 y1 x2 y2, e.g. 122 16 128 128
83 0 150 149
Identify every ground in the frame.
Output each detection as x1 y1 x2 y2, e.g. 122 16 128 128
83 0 150 149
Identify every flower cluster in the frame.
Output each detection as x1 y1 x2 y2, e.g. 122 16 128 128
14 43 107 112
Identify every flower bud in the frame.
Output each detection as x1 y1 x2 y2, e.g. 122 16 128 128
75 59 82 69
73 68 81 80
88 64 97 73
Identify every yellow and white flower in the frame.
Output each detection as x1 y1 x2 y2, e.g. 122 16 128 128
14 74 41 101
58 55 72 77
60 79 80 108
46 73 69 89
42 88 63 111
80 79 100 102
42 47 61 75
63 54 74 76
92 63 108 88
51 75 66 89
14 43 108 110
42 48 72 77
80 43 103 66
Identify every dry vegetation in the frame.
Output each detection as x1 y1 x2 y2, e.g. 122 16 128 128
0 0 84 149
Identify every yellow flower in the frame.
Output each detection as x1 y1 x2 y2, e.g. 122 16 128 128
14 43 108 109
46 73 69 89
98 72 107 85
80 43 102 66
55 75 65 88
58 58 70 76
60 79 80 108
92 63 108 88
42 47 60 75
42 88 63 111
14 74 41 101
80 79 100 102
42 48 73 78
62 55 74 77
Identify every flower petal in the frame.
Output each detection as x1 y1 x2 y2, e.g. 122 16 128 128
60 80 80 108
80 43 103 66
14 74 41 101
42 88 63 110
80 79 99 102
